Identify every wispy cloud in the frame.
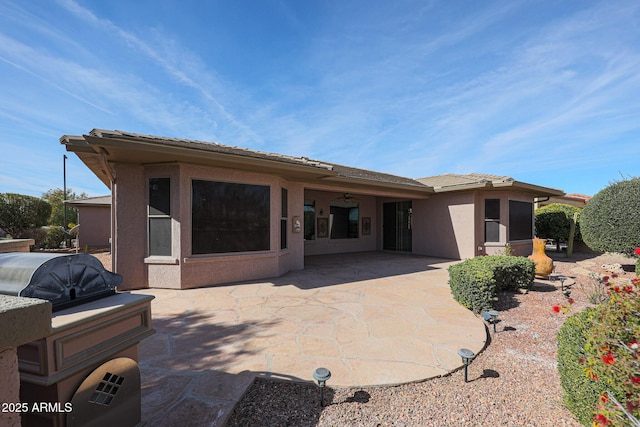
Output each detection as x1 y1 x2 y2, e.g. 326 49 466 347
56 0 262 144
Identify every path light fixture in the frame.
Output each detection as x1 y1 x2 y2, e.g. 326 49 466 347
457 348 476 383
557 275 567 292
482 310 500 333
313 367 331 407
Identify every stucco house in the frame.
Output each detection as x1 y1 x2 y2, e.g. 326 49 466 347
65 195 111 249
61 129 563 290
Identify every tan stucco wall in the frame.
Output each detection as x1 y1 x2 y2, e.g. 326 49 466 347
0 296 51 427
113 162 307 289
482 190 534 257
412 192 476 259
77 205 111 248
0 349 20 427
303 190 378 256
0 239 34 253
112 164 147 289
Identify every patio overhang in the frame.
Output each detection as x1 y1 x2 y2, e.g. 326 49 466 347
61 130 341 188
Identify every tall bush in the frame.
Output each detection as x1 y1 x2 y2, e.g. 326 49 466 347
535 203 582 251
0 193 51 238
580 178 640 255
41 188 87 227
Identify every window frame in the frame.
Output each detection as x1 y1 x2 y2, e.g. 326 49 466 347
508 200 534 241
329 201 359 239
304 199 316 240
280 188 288 250
484 198 500 243
191 179 271 255
147 177 172 257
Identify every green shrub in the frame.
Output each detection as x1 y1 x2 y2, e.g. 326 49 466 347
585 280 640 426
558 280 640 426
40 226 65 249
0 193 51 238
580 178 640 255
448 256 535 313
557 308 606 425
636 258 639 277
535 203 582 250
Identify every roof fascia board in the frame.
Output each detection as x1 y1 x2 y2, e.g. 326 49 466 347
82 134 340 179
492 180 564 196
318 175 433 193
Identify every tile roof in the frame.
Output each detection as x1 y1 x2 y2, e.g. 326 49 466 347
416 173 514 189
65 195 111 206
89 129 335 170
85 129 426 188
63 129 562 195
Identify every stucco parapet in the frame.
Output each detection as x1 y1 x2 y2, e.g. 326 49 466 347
0 239 35 253
0 295 51 351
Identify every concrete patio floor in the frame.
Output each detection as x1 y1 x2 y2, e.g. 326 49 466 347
133 252 487 426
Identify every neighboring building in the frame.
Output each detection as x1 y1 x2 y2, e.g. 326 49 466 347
535 193 591 209
65 195 111 249
61 129 564 290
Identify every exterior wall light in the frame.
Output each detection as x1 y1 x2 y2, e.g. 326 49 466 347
482 310 500 333
457 348 476 383
313 367 332 407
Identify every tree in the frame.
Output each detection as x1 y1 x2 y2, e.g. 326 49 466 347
41 188 88 227
580 178 640 255
534 203 582 251
0 193 52 238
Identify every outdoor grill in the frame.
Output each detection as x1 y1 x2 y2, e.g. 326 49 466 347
0 252 154 427
0 252 120 311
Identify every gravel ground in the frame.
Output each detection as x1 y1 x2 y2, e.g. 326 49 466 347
225 251 637 427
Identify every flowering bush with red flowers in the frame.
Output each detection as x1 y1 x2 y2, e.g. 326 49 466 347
634 247 640 277
583 277 640 426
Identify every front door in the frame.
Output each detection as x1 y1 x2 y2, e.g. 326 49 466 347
383 201 412 252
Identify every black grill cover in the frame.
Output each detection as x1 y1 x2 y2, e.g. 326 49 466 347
0 253 121 311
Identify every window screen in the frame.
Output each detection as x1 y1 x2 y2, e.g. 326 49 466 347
509 200 533 241
484 199 500 243
192 180 270 254
148 178 171 256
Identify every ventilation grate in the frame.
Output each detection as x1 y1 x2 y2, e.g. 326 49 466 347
89 372 125 406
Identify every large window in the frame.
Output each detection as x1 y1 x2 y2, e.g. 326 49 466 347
192 180 270 254
509 200 533 241
280 188 287 250
304 200 316 240
330 201 359 239
484 199 500 243
148 178 172 256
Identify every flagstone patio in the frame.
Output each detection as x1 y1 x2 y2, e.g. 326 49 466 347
133 252 487 426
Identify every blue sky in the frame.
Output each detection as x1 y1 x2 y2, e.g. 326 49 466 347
1 0 638 198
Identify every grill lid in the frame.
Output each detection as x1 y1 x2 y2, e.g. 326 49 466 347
0 253 121 311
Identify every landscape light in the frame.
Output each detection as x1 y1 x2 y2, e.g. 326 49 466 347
313 367 332 407
457 348 476 383
482 310 500 333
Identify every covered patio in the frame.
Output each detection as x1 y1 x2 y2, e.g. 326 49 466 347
134 252 486 425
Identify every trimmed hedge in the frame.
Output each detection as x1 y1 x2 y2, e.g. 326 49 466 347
448 256 535 313
580 177 640 255
557 308 606 425
535 203 582 247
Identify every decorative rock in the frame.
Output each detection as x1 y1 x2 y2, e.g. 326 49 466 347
601 263 625 275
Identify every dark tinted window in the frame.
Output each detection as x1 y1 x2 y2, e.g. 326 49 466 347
192 180 270 254
484 199 500 243
330 204 359 239
149 178 171 215
509 200 533 241
148 178 171 256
